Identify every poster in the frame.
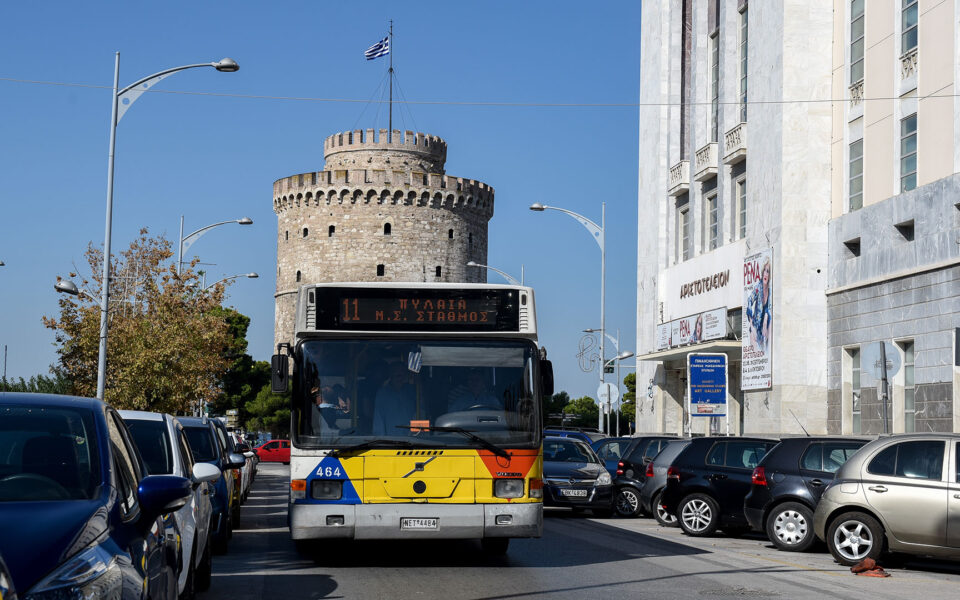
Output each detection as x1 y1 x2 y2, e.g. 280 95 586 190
688 353 727 417
741 248 773 390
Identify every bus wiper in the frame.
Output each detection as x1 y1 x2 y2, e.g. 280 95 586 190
398 426 511 460
328 439 421 457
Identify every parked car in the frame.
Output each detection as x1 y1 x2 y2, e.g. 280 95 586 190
544 428 606 445
209 419 245 526
542 436 613 516
254 439 291 464
813 433 960 565
743 436 868 552
660 436 778 537
179 416 245 554
227 431 255 502
121 411 221 598
0 553 17 600
637 439 693 526
608 435 678 517
592 437 642 477
0 393 192 599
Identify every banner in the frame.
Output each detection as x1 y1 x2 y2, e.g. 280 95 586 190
741 249 773 390
656 307 727 350
688 353 727 417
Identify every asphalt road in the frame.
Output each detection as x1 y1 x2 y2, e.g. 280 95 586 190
206 463 960 600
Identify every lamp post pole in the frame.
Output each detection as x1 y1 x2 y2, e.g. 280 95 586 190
465 261 522 285
203 272 259 291
532 202 605 431
95 54 238 399
177 216 253 275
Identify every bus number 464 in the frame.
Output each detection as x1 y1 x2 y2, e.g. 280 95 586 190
317 466 343 478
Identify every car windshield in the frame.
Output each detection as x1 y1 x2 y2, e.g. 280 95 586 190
183 426 218 462
293 338 541 449
544 439 597 464
125 420 173 475
0 405 100 501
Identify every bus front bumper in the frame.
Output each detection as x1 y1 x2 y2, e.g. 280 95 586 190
289 502 542 540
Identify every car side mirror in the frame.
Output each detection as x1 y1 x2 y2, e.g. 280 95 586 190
192 462 221 486
272 353 289 394
138 475 192 521
227 453 247 470
540 359 554 397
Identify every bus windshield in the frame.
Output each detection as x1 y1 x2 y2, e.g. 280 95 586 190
292 338 541 450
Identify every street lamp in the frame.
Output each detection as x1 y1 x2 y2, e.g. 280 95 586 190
178 216 253 275
203 272 258 291
94 53 238 400
532 201 606 431
465 261 523 285
55 279 98 302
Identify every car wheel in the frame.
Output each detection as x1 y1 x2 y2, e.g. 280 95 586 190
827 511 884 566
653 491 679 527
766 502 816 552
614 487 641 518
481 538 510 555
178 546 196 600
678 493 720 537
195 537 212 592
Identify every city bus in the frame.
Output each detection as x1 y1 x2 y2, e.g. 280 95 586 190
271 283 553 553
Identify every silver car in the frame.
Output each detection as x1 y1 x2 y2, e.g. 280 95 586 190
813 433 960 565
120 411 221 598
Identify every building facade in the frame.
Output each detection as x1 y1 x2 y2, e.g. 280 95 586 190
272 129 494 347
636 0 834 435
826 0 960 434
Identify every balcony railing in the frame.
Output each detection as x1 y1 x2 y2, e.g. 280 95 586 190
849 79 864 107
668 160 690 196
694 142 718 181
901 47 918 80
722 123 746 165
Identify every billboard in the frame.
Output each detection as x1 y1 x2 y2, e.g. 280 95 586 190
656 307 727 350
688 353 727 417
741 248 773 390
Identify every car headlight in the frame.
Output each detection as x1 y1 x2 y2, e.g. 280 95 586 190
494 479 525 499
595 471 612 486
24 545 122 600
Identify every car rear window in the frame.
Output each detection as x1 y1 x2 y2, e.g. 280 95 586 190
125 420 173 475
723 441 773 469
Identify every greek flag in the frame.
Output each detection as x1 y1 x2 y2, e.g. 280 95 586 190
365 36 390 60
407 351 422 374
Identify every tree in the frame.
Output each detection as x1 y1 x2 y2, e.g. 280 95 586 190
43 229 231 414
542 390 571 426
245 383 290 437
563 395 599 428
0 366 72 394
619 372 637 432
209 307 271 426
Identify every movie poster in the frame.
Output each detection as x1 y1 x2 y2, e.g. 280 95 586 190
741 249 772 390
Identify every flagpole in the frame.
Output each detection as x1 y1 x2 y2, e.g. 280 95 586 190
388 19 394 142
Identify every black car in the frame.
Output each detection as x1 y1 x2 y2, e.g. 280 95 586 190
607 436 678 517
743 436 867 551
660 436 778 537
638 439 692 526
542 436 613 516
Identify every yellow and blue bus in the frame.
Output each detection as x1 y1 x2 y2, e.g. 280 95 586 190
271 283 553 553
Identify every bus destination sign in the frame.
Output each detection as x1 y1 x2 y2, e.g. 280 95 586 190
340 296 498 325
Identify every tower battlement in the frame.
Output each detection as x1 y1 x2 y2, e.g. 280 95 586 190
324 129 448 173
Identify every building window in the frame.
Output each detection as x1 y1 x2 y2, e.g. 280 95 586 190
850 0 865 83
711 33 720 142
435 266 442 277
376 264 385 277
285 231 289 241
739 7 748 122
468 232 473 247
902 0 918 52
900 114 917 192
448 229 454 239
302 227 309 238
677 200 690 262
736 178 747 240
849 139 863 211
704 192 719 251
901 340 915 432
384 223 392 235
850 347 861 434
296 270 301 282
328 225 335 237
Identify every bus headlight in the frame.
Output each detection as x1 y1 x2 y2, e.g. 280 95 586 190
311 480 343 500
494 479 524 499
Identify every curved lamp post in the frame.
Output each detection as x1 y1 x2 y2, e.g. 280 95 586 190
465 261 523 285
178 216 253 275
532 201 605 430
95 54 238 399
55 279 98 302
203 272 258 291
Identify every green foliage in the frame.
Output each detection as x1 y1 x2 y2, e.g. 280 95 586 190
0 367 72 394
623 372 636 404
245 383 290 438
562 395 599 428
208 307 270 427
541 390 571 426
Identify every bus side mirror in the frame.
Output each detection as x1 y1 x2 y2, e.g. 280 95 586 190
540 359 554 398
272 354 289 394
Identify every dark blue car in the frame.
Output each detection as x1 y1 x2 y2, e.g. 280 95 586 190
0 393 192 599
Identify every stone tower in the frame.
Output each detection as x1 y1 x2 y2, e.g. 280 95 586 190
273 128 495 346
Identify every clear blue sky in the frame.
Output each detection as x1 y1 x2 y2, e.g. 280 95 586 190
0 1 641 404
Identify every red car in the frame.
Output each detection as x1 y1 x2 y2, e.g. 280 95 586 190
254 439 290 463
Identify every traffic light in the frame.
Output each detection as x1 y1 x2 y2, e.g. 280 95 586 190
603 366 614 374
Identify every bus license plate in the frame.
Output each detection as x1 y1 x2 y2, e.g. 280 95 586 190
401 518 438 530
561 489 588 497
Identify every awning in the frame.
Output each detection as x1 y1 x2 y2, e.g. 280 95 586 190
637 340 742 364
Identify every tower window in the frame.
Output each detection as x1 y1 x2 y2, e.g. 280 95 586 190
328 225 335 237
296 270 301 282
448 229 454 239
384 223 392 235
302 227 309 238
285 231 289 241
435 266 442 277
376 264 385 277
468 233 473 247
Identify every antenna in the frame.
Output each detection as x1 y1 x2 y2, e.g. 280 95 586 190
789 409 809 436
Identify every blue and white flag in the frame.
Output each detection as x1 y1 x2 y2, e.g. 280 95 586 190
365 36 390 60
407 351 422 374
